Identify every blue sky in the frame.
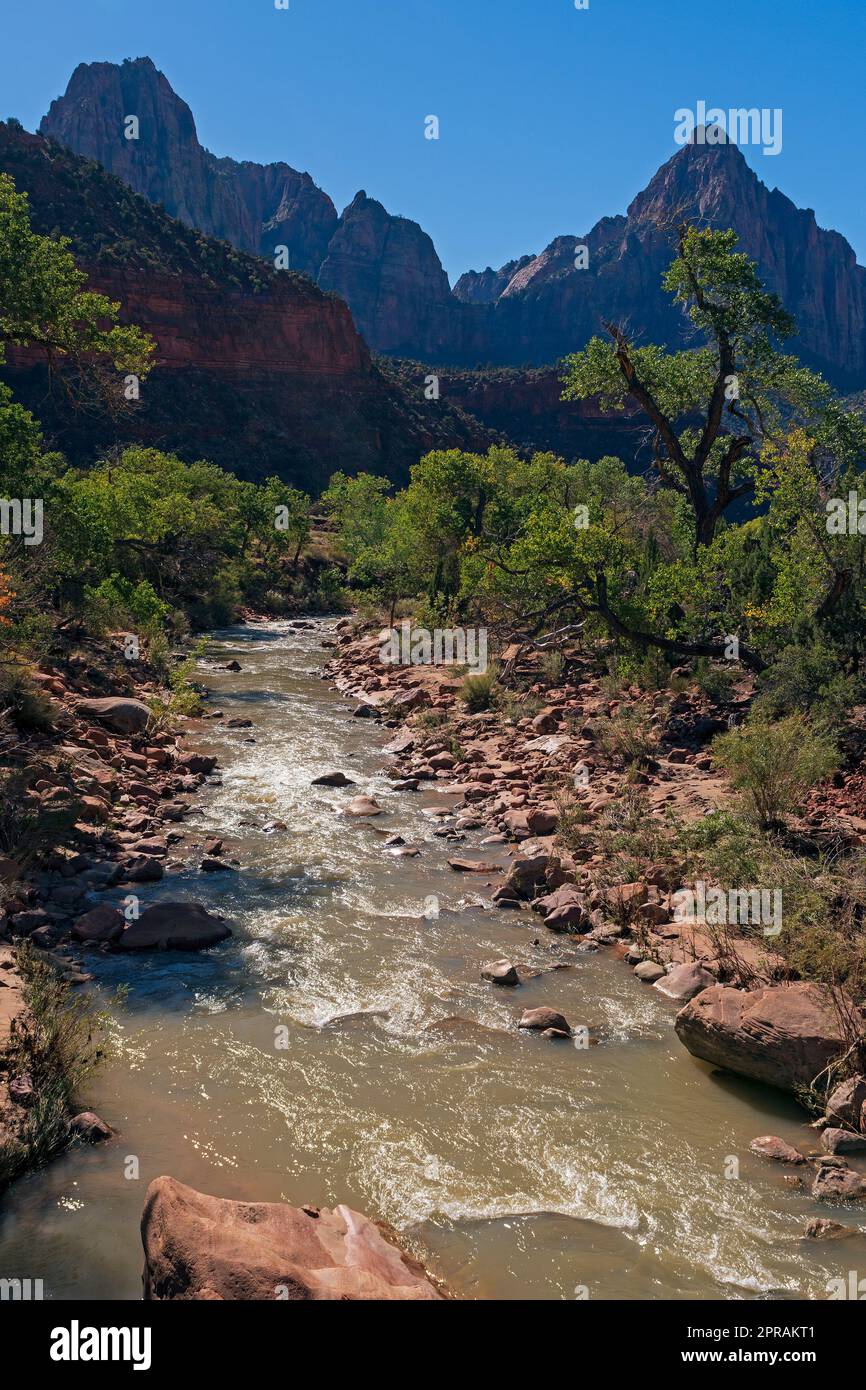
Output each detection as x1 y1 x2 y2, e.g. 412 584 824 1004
2 0 864 281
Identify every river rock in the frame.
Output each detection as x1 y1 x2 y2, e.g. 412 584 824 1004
311 771 356 787
653 962 715 1001
674 983 848 1094
826 1075 866 1131
200 857 238 873
141 1177 442 1300
518 1007 571 1035
481 959 519 986
811 1162 866 1202
634 961 666 983
77 696 151 734
382 731 415 756
69 1111 113 1143
526 808 559 836
448 858 499 873
118 902 231 952
822 1127 866 1155
71 904 124 945
533 883 587 932
178 753 217 776
804 1219 860 1240
503 854 550 900
748 1136 806 1164
122 855 165 884
343 796 383 817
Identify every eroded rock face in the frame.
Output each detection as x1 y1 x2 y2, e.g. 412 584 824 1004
318 192 457 356
141 1176 443 1300
41 58 338 278
0 123 491 493
674 983 848 1094
39 59 866 386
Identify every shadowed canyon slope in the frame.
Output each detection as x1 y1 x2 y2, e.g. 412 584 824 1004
0 123 491 489
40 57 866 388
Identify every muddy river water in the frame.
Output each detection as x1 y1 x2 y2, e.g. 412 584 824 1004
1 621 863 1300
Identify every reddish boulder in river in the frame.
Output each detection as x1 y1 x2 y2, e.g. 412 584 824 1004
675 983 848 1094
141 1176 443 1300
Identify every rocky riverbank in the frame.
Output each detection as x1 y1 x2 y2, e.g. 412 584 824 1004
3 613 865 1296
0 629 235 1175
323 620 866 1165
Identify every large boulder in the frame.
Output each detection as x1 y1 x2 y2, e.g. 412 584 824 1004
141 1177 442 1300
72 904 124 945
77 697 151 734
675 983 848 1094
533 884 587 933
118 902 231 952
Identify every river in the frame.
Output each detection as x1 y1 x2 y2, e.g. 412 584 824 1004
0 620 860 1300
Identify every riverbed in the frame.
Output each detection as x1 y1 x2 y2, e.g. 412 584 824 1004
0 620 861 1300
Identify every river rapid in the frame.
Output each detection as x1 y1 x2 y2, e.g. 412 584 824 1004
0 620 862 1301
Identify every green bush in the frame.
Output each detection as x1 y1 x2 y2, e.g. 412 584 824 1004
712 714 838 828
0 944 110 1190
597 705 657 767
0 665 56 732
693 657 736 704
753 643 860 736
460 663 499 713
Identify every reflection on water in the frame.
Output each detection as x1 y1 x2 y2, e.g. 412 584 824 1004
1 621 864 1300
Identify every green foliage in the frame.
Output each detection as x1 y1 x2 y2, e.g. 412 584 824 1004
562 226 866 552
460 664 500 712
0 171 154 383
0 944 110 1189
597 705 657 767
711 714 838 827
692 657 736 704
0 664 56 732
753 642 862 735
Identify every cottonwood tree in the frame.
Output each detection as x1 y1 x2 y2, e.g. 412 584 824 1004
0 173 154 405
561 225 860 549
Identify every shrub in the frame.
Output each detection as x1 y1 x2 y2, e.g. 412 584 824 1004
539 649 564 686
0 664 56 732
0 944 111 1189
693 657 736 705
753 643 860 737
711 714 838 828
597 705 657 766
459 663 499 713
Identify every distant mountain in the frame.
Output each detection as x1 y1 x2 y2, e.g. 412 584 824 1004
40 57 866 390
41 57 338 278
0 122 492 490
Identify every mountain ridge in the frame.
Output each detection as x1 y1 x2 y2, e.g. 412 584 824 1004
38 56 866 389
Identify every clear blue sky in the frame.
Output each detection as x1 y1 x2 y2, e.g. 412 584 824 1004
2 0 863 282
